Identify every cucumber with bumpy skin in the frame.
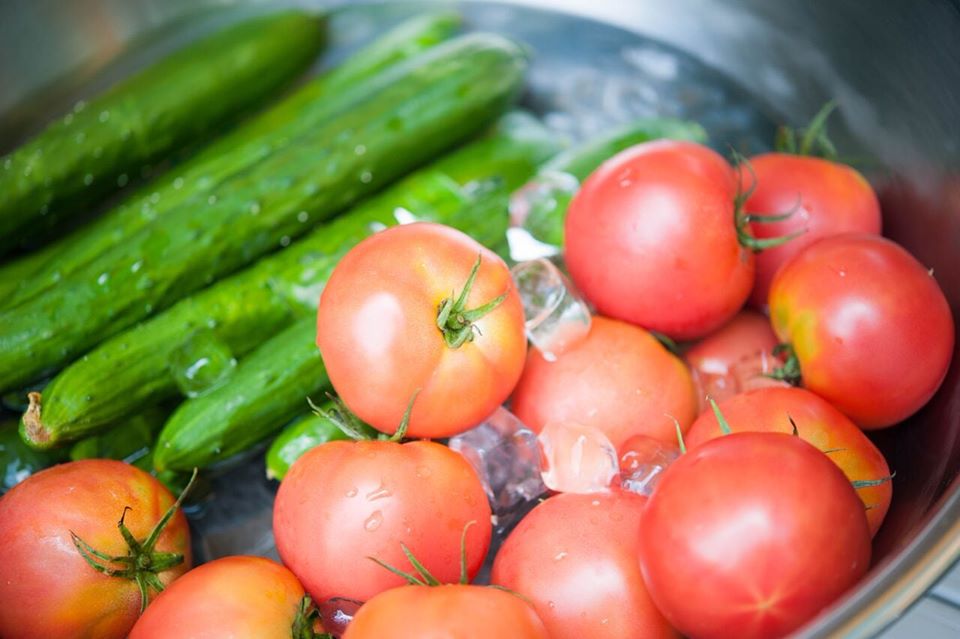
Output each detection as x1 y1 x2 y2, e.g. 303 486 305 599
0 11 327 256
22 111 561 449
69 405 168 471
0 33 530 394
0 12 461 308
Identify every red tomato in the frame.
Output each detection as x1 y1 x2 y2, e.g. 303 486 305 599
686 386 892 536
564 140 752 340
511 316 697 450
343 584 549 639
492 491 677 639
129 556 311 639
683 309 787 413
769 233 954 428
639 432 871 639
0 460 191 639
744 153 881 310
273 439 491 603
316 222 526 438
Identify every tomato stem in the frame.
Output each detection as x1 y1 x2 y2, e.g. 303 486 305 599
775 101 839 160
731 153 806 252
672 417 687 455
767 343 802 385
291 596 330 639
436 254 507 349
851 473 895 490
70 468 198 612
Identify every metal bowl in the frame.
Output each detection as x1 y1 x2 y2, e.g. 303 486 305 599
2 1 958 636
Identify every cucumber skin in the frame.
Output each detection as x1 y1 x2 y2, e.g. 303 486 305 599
26 112 560 449
524 118 708 247
264 405 349 481
154 318 325 471
0 12 461 309
0 11 327 256
0 33 529 394
69 405 168 471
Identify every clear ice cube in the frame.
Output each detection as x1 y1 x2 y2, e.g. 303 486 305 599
538 420 619 494
318 597 364 638
448 406 546 516
510 257 591 362
168 328 237 398
508 170 579 244
619 435 680 497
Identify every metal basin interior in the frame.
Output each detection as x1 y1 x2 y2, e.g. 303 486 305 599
1 1 958 637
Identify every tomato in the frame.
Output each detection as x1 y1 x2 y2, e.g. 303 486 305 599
639 432 871 639
343 584 549 639
0 459 191 639
564 140 752 340
511 315 697 450
129 556 312 639
316 222 526 438
683 309 787 413
743 153 881 310
686 386 892 536
273 439 491 603
491 491 677 639
769 233 954 428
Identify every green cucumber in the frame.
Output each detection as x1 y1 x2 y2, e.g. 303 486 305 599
0 11 327 256
0 419 67 494
1 33 529 393
521 118 708 247
0 12 460 308
265 405 353 481
22 111 561 449
154 318 325 471
69 405 168 471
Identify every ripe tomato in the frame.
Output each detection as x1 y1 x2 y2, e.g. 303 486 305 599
511 316 697 450
639 432 871 639
769 233 954 428
316 222 526 438
685 386 892 536
129 556 312 639
343 584 549 638
491 491 677 639
273 439 491 603
744 153 881 310
0 459 191 639
683 309 786 413
564 140 752 340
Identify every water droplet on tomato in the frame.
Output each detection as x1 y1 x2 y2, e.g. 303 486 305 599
366 482 391 501
364 511 383 532
345 486 358 498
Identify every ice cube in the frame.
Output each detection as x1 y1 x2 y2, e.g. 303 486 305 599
538 420 619 494
510 258 591 362
448 406 546 516
619 435 680 497
168 328 237 398
317 597 364 638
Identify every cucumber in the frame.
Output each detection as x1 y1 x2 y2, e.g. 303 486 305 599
1 419 66 494
0 12 460 308
522 118 707 247
22 111 560 449
154 318 325 471
0 11 327 256
265 405 352 481
69 405 168 471
0 33 530 393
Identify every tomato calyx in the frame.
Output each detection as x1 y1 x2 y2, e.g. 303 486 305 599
775 100 839 160
732 153 806 252
436 254 507 349
309 391 419 442
370 520 478 587
291 595 333 639
767 343 803 385
70 468 198 613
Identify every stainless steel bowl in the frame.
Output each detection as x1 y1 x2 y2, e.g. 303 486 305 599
2 1 958 636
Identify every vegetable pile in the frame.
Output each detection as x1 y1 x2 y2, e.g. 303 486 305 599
0 8 954 639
